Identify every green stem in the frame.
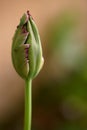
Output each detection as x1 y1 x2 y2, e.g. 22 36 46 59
24 78 32 130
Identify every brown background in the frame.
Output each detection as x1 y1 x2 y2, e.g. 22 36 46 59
0 0 87 129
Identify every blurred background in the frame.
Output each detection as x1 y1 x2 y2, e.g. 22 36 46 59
0 0 87 130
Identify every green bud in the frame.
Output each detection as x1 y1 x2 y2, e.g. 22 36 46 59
12 11 44 79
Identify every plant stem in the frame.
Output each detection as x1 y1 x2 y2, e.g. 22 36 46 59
24 78 32 130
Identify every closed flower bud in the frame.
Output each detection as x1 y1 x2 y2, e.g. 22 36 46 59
12 11 44 79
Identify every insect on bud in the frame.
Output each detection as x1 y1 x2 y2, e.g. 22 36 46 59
12 11 44 79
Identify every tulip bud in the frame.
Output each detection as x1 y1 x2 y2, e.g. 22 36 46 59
12 11 44 79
